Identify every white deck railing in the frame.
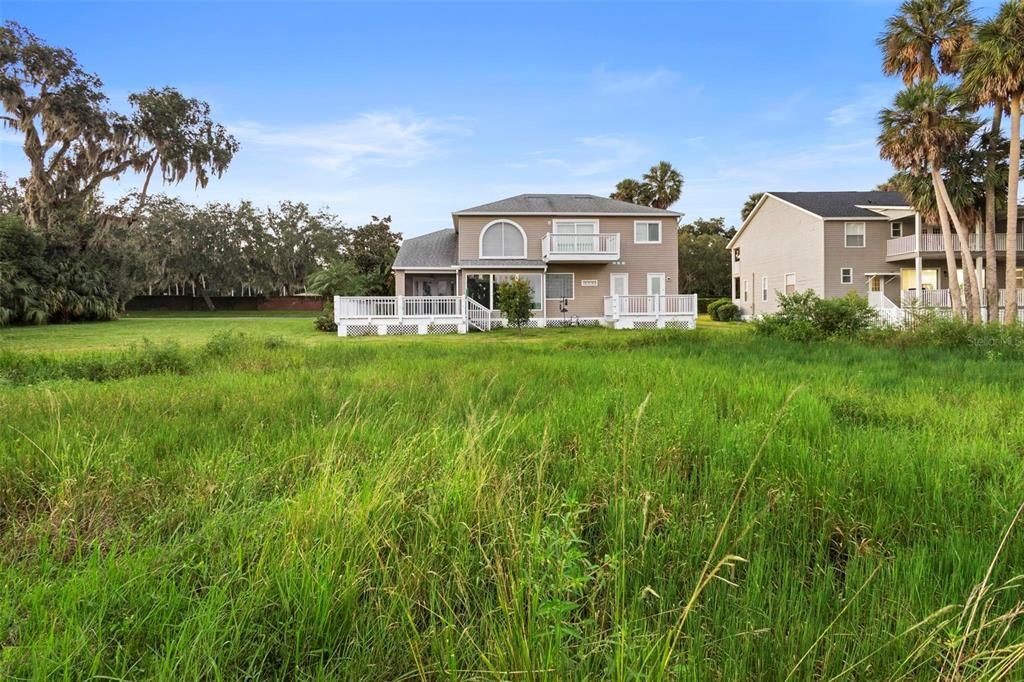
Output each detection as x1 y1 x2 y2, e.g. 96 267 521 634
335 296 463 320
887 233 1024 257
335 296 398 319
542 233 620 259
603 294 697 317
335 294 698 334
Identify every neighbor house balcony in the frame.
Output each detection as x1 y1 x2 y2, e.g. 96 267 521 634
886 233 1024 260
541 233 620 262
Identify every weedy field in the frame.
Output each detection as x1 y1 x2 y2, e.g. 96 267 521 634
1 316 1023 679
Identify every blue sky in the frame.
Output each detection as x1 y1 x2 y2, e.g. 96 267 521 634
0 1 1003 237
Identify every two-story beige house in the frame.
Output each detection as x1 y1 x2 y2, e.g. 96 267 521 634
334 193 697 335
728 191 1024 322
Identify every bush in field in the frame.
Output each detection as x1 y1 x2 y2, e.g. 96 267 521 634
754 290 875 342
707 298 730 319
0 214 51 326
314 296 338 333
496 277 533 331
713 302 740 321
0 214 141 327
866 313 1024 356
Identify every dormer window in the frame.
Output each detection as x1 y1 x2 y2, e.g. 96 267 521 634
480 220 526 259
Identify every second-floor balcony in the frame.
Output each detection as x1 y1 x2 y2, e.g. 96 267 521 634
887 232 1024 259
542 233 620 262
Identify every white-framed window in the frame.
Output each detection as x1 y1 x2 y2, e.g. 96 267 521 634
890 222 902 238
742 278 748 302
733 276 741 300
761 276 768 302
545 272 574 300
733 247 740 262
552 220 598 234
552 220 598 253
634 220 662 244
784 273 796 294
844 222 866 248
840 267 853 284
479 220 526 259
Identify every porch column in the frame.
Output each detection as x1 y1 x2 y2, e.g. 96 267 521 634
915 212 922 304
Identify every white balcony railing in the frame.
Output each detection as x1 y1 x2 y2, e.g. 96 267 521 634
542 233 620 260
887 233 1024 257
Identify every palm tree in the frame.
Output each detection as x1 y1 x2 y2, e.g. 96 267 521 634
642 161 684 209
610 178 653 207
879 83 982 320
879 0 981 320
962 1 1024 325
878 0 975 85
741 192 764 221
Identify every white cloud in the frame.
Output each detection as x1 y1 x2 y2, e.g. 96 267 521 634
228 111 470 176
533 135 648 178
590 65 679 94
826 85 897 128
757 89 811 124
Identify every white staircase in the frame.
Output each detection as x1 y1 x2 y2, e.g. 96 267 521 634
869 291 906 327
466 297 492 332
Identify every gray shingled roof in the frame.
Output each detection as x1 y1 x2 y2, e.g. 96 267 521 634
770 191 909 218
392 228 457 269
454 194 680 216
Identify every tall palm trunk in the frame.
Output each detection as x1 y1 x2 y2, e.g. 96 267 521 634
984 102 1003 321
1006 95 1022 326
931 168 964 318
935 170 983 323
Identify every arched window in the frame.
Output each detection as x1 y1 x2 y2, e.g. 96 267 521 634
480 220 526 258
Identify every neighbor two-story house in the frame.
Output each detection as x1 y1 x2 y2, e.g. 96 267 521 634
727 191 1024 322
334 194 697 335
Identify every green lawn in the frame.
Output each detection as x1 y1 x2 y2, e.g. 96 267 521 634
1 317 1022 679
0 313 320 353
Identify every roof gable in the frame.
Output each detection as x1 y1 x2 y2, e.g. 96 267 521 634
727 191 911 249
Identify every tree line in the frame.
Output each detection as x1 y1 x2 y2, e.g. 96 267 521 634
0 21 399 325
129 195 399 305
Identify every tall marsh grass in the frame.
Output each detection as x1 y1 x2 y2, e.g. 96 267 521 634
0 325 1022 678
